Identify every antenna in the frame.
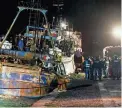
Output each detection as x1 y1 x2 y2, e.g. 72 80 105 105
18 0 42 9
53 0 64 27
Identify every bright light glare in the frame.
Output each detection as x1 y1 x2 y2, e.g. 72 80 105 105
60 22 67 29
66 31 73 35
112 27 122 38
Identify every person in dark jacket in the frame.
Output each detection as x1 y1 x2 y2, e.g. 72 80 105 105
74 50 83 74
92 57 102 80
99 58 104 80
89 57 94 80
111 56 121 80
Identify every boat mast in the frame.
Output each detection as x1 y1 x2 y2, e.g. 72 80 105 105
0 0 50 48
53 0 64 27
28 0 42 53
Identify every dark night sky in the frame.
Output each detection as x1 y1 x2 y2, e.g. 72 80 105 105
0 0 121 55
64 0 121 55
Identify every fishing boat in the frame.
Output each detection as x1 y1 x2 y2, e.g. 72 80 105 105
0 1 69 98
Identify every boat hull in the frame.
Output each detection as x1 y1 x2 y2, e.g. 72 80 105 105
0 63 55 98
0 80 42 97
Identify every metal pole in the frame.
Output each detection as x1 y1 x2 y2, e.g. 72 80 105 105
52 17 55 28
0 8 24 48
43 12 56 59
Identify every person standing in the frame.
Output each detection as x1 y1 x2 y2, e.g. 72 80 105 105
111 56 121 80
101 58 106 78
30 38 36 52
88 57 94 80
104 57 109 78
99 58 104 80
74 49 83 74
18 37 24 51
83 57 91 80
92 57 102 81
117 57 121 80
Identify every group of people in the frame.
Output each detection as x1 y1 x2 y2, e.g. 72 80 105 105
3 34 51 54
74 52 121 80
83 55 121 80
17 36 52 53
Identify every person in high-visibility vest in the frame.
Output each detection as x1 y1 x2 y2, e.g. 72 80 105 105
83 57 91 80
88 57 94 80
